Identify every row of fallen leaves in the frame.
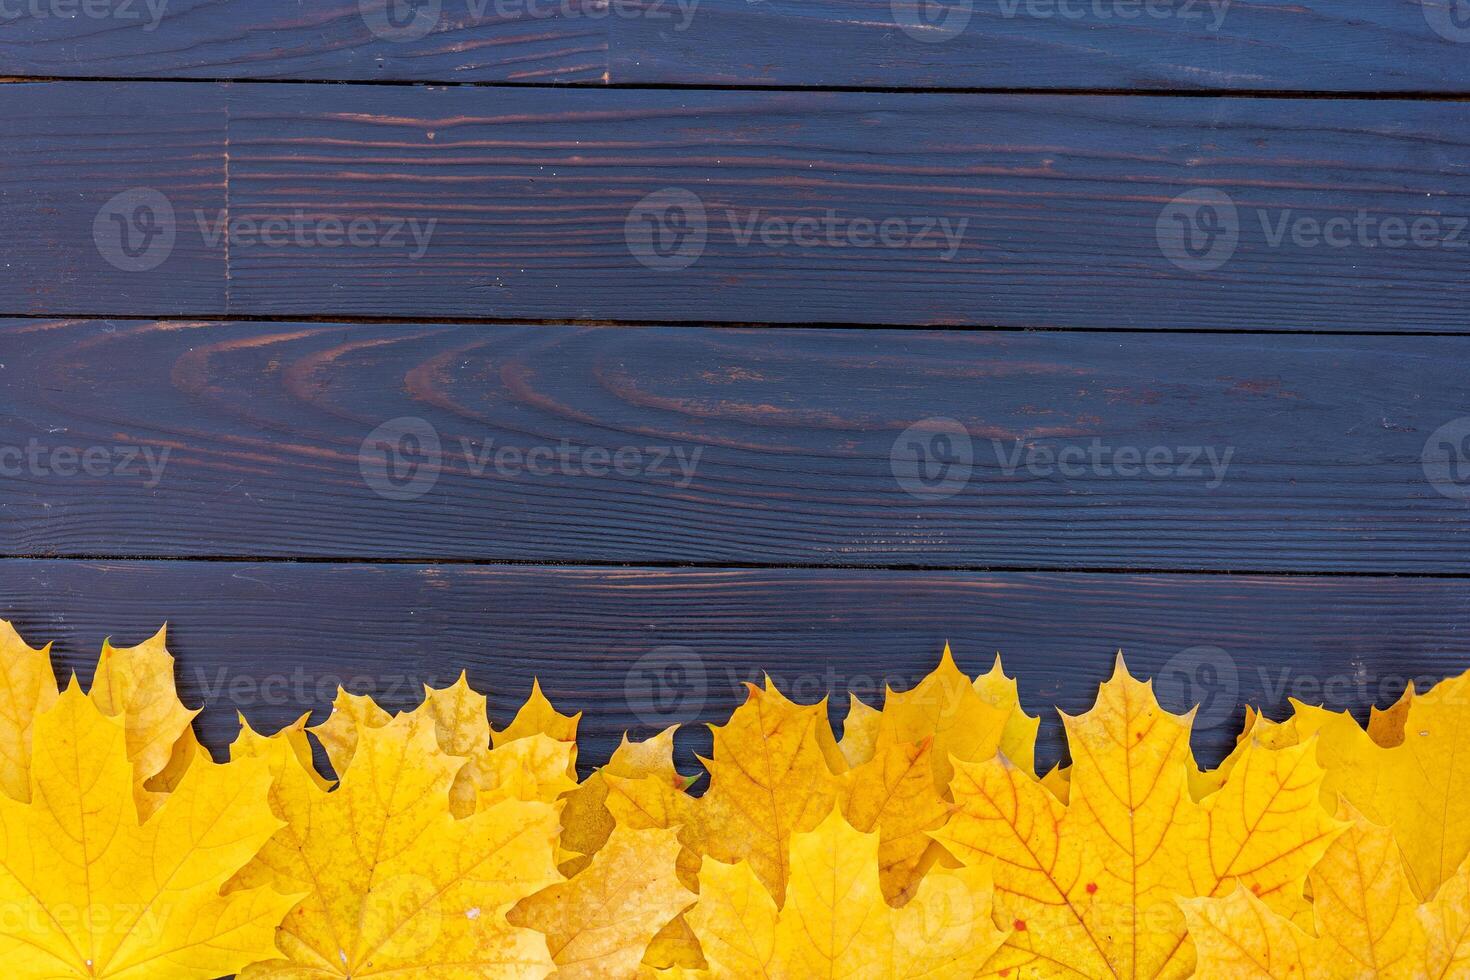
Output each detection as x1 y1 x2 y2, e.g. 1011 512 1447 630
0 621 1467 979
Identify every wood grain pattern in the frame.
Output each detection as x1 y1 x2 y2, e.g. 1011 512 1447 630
4 82 1469 329
0 0 1466 91
8 560 1469 771
6 318 1470 571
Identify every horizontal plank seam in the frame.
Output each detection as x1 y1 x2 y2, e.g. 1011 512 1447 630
6 312 1470 339
6 556 1470 578
3 76 1470 101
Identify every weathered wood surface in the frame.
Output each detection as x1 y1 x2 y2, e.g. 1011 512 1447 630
5 318 1470 571
0 0 1466 91
4 83 1469 329
8 560 1468 771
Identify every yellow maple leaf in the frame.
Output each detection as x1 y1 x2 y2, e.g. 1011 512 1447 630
973 653 1042 775
841 734 950 905
687 808 1006 978
421 677 579 815
688 679 846 904
235 707 563 978
510 826 695 978
1178 887 1314 979
1288 671 1470 902
1307 809 1422 975
0 620 58 802
552 733 702 971
1248 673 1470 903
475 734 579 808
1181 810 1454 979
879 644 1027 790
0 682 296 979
493 679 581 752
419 671 491 757
89 627 200 792
1420 855 1470 978
933 656 1341 979
314 678 577 819
839 696 883 768
641 914 707 974
841 646 1038 903
561 726 689 867
409 673 493 815
1368 686 1412 748
790 647 1041 906
310 688 392 775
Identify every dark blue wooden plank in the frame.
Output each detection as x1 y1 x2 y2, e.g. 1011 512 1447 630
2 83 1468 330
5 319 1470 572
0 0 1465 91
6 560 1468 773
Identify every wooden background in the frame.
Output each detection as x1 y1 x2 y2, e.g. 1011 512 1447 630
2 0 1467 773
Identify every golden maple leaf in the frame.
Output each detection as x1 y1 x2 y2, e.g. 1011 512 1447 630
842 646 1037 902
561 726 692 870
310 688 392 775
510 826 695 978
91 627 200 786
493 678 582 754
0 682 296 979
313 675 578 818
1182 810 1470 978
842 734 950 905
234 706 563 978
876 645 1033 789
932 657 1342 979
687 807 1006 978
839 695 883 767
0 620 58 802
686 679 847 904
549 729 703 971
1274 671 1470 902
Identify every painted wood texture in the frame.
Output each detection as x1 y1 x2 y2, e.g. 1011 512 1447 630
4 82 1469 329
5 318 1470 571
7 560 1468 771
1 0 1467 91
